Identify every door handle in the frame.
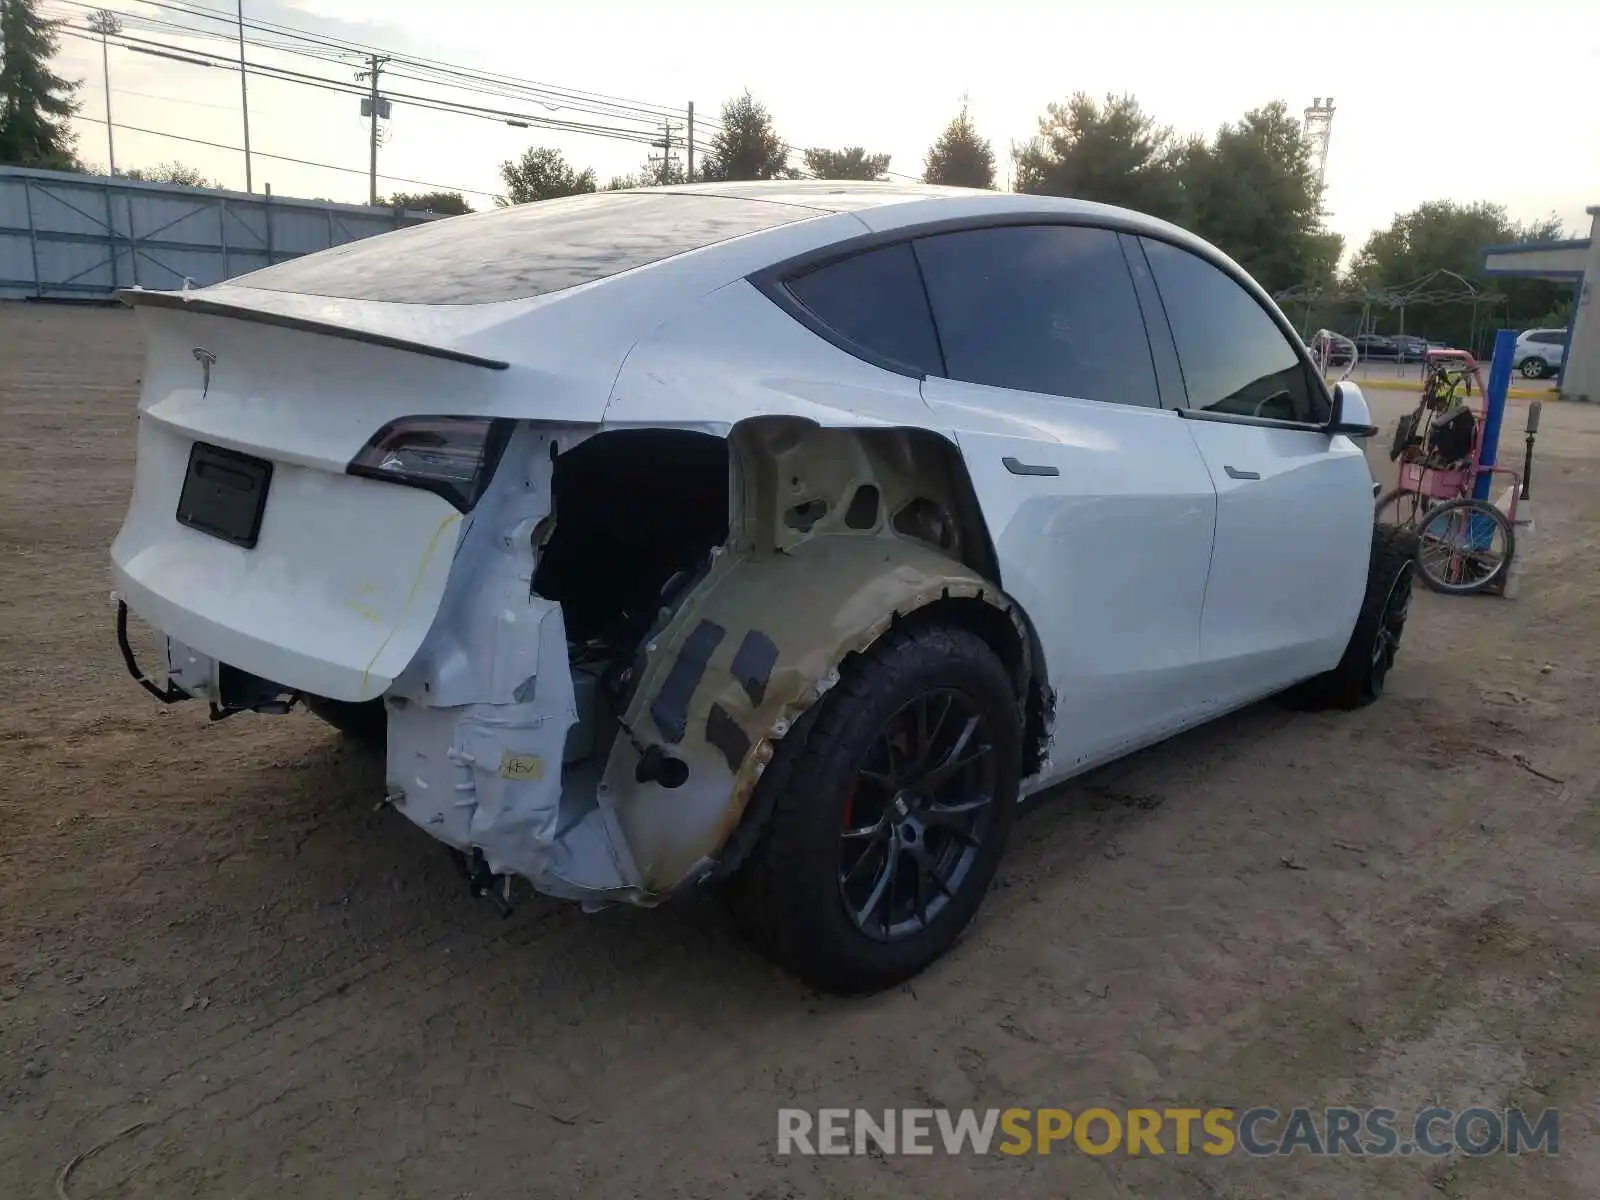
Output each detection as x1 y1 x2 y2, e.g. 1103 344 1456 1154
1223 465 1261 481
1002 456 1060 477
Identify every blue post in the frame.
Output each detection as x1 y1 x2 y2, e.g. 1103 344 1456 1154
1474 328 1517 502
1557 277 1581 389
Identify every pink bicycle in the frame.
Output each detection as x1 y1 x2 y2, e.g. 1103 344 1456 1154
1375 349 1519 594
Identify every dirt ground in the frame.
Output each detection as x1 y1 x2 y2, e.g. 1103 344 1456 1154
3 302 1599 1199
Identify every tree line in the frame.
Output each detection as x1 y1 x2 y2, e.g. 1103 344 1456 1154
490 90 1333 296
484 88 1571 350
1 0 1571 349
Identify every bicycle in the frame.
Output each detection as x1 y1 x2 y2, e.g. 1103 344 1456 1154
1373 349 1518 595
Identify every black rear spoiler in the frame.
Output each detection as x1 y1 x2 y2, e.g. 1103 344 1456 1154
115 289 510 371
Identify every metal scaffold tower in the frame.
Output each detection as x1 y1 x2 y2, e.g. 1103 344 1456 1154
1303 97 1335 218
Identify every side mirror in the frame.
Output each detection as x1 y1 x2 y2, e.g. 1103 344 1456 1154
1328 381 1379 439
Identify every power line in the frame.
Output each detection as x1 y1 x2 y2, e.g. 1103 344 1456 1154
51 3 919 186
53 0 679 131
71 112 498 198
109 84 265 113
47 1 347 63
64 26 666 143
57 26 673 147
52 2 877 180
51 0 693 126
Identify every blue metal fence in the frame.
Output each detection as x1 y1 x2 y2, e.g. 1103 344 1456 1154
0 165 437 300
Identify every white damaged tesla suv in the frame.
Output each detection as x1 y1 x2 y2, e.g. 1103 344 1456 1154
110 182 1414 993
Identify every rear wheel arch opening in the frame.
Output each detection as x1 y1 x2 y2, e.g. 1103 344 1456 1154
725 603 1027 993
715 589 1049 884
882 594 1050 779
710 420 1048 875
725 417 1003 584
880 427 1004 585
878 436 1051 773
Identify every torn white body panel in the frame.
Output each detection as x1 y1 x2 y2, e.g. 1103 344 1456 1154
374 411 1033 906
385 601 639 902
379 423 644 901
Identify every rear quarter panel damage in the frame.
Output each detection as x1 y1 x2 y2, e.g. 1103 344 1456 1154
599 535 1027 895
592 415 1032 896
384 415 1036 907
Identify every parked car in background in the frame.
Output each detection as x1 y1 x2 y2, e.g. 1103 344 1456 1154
108 182 1413 994
1391 334 1431 361
1352 332 1398 359
1515 328 1567 379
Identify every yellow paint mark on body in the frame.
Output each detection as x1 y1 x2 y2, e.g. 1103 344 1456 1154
357 511 462 698
498 754 544 781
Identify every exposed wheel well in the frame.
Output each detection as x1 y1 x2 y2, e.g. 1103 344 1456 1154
531 427 729 646
719 417 1052 817
541 416 1054 886
884 596 1051 779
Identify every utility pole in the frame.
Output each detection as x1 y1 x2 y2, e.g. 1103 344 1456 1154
686 101 694 182
236 0 252 192
88 11 121 175
368 54 380 205
357 54 390 206
649 120 679 185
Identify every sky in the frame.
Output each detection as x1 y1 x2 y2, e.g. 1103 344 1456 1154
45 0 1600 255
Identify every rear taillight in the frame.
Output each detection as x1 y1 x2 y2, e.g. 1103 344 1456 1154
347 416 512 511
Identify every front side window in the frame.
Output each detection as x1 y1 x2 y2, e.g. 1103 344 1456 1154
783 242 943 375
1143 238 1329 424
912 224 1160 407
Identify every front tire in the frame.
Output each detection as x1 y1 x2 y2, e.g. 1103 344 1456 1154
730 621 1022 995
1292 524 1416 711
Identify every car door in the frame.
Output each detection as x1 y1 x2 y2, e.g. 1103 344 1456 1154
1136 236 1373 703
908 224 1221 781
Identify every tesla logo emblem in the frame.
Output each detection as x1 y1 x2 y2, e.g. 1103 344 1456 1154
192 347 216 397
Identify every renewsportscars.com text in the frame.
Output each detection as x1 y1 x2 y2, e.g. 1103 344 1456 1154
777 1106 1560 1157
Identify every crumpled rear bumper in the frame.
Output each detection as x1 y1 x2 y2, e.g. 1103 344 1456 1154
382 597 651 907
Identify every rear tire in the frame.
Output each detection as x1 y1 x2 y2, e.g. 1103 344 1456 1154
304 696 386 746
729 621 1022 995
1290 524 1416 711
1520 357 1547 380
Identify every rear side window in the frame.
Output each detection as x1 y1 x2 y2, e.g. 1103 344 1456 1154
784 242 943 375
1142 238 1329 424
912 224 1159 407
233 192 817 304
1532 330 1565 344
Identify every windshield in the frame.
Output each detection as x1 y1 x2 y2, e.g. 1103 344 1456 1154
232 191 819 305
